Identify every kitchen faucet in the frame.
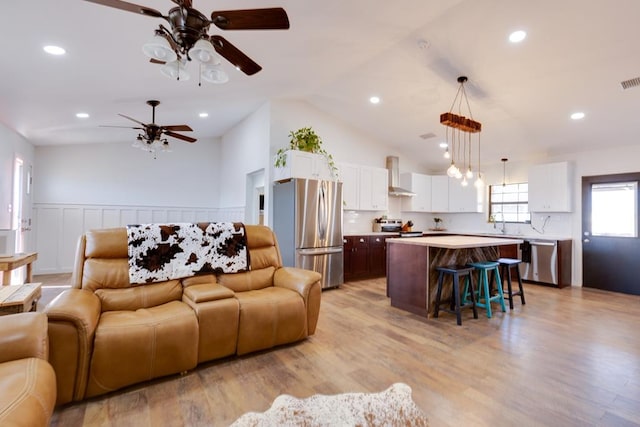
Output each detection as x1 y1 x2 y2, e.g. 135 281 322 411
493 215 507 234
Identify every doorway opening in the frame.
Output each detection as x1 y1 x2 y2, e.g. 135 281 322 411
245 169 265 225
11 157 24 283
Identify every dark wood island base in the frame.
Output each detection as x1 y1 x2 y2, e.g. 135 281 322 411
386 236 522 318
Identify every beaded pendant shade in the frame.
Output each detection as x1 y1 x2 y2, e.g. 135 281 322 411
440 76 484 188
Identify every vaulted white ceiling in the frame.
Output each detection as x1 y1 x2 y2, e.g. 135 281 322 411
2 0 639 171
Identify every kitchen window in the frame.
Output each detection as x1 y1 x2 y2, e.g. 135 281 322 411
489 183 530 223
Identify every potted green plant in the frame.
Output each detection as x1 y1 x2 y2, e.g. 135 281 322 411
433 217 444 231
274 126 337 177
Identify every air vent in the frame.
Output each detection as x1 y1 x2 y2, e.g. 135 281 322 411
620 77 640 90
419 132 436 140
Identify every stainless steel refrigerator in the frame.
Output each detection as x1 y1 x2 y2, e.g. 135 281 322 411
273 178 343 289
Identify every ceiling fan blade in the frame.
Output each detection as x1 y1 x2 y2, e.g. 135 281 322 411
118 114 148 127
83 0 164 18
100 125 145 129
211 8 290 30
210 35 262 75
150 58 166 65
164 131 197 143
162 125 193 132
171 0 192 7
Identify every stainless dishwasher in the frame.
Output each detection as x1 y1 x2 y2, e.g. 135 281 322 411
520 239 558 285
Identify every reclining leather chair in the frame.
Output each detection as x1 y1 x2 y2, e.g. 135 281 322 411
0 312 56 426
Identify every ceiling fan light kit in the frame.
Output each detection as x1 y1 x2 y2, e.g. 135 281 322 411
142 33 177 62
160 60 190 81
85 0 290 85
201 65 229 84
188 39 218 64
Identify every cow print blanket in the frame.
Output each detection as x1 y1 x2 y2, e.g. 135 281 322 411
127 222 249 285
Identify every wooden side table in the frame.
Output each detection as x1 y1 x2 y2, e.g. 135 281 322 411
0 283 42 315
0 252 38 286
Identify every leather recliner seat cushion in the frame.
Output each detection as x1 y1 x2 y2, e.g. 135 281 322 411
85 300 198 398
235 287 307 355
0 358 56 427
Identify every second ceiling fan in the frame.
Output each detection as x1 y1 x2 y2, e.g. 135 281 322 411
102 100 197 150
84 0 290 78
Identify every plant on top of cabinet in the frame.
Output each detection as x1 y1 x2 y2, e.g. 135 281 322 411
274 127 337 178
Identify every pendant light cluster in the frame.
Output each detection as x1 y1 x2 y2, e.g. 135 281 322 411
440 76 484 188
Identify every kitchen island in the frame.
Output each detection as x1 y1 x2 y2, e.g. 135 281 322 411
386 235 523 317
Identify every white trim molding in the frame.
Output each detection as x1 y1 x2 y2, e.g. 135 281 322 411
32 203 245 274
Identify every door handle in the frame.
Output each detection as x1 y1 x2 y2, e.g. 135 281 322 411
583 239 590 243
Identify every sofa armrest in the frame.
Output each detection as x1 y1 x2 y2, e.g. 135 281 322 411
274 267 322 335
44 288 101 405
0 312 49 363
45 288 101 337
274 267 321 296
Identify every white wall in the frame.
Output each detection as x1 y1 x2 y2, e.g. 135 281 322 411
35 139 220 207
32 138 223 273
218 103 271 210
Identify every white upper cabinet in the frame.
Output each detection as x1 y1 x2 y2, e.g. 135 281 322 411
431 175 450 213
273 150 334 182
338 163 388 211
358 166 388 211
400 173 432 212
528 161 572 212
448 177 482 212
339 163 359 210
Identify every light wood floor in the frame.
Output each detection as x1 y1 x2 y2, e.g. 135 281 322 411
37 274 640 427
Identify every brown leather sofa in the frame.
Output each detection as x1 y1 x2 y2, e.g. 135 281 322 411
45 224 322 405
0 312 57 426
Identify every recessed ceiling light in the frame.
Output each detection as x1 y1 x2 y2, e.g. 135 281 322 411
509 30 527 43
43 45 66 55
76 113 89 119
369 96 381 104
571 112 585 120
199 112 209 118
439 142 448 149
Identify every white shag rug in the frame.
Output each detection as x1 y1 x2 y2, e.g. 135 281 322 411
230 382 429 427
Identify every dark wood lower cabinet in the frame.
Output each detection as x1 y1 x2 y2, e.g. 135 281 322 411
344 235 387 281
369 236 387 277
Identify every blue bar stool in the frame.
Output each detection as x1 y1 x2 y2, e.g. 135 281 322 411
496 258 526 310
464 261 506 318
434 265 478 325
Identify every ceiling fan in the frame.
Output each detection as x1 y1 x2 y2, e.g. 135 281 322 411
102 100 197 150
83 0 290 77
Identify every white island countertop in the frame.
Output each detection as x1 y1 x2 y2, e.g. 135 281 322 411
386 235 523 249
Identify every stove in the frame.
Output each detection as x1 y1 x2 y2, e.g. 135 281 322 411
373 219 402 233
398 231 424 237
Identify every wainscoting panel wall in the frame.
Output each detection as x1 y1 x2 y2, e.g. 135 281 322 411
32 203 245 274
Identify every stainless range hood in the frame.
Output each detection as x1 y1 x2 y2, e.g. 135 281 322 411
386 156 415 197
